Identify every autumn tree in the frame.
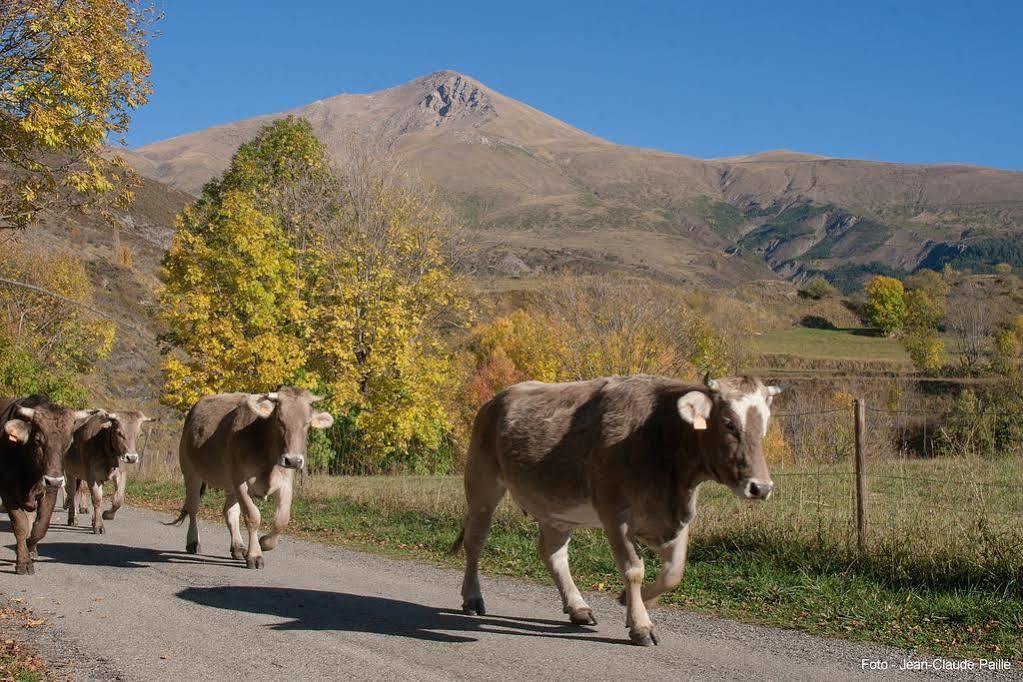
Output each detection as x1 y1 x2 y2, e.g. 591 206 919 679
0 241 114 403
900 270 947 374
1 0 156 229
863 276 906 335
308 143 467 471
159 191 310 410
160 120 467 473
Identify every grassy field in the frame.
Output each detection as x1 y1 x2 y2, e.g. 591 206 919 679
754 327 911 363
128 456 1023 660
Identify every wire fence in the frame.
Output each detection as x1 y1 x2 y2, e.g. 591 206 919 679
762 399 1023 572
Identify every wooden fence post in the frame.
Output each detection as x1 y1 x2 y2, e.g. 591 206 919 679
853 397 867 555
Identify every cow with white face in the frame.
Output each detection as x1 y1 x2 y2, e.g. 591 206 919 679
64 410 155 533
452 374 782 646
167 388 333 568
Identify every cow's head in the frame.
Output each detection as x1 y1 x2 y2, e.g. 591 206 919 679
5 402 95 489
96 411 155 471
245 388 334 470
677 375 783 500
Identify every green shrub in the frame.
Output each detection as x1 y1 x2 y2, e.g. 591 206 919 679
801 276 836 300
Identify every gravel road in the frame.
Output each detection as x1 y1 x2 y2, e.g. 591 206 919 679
0 506 1013 681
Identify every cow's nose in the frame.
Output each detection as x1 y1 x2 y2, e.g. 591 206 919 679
43 475 64 488
122 453 139 464
746 480 773 500
279 454 305 469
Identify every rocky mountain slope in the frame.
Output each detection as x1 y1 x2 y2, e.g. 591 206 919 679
127 70 1023 288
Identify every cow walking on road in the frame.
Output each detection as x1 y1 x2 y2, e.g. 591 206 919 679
167 388 333 568
64 411 154 533
451 375 782 646
1 396 94 574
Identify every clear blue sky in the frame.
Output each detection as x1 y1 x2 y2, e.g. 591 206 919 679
128 1 1023 170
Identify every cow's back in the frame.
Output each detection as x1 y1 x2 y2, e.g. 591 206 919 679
485 378 622 510
181 393 248 454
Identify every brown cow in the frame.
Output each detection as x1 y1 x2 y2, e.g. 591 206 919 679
64 410 154 533
1 396 94 574
166 388 333 568
451 375 782 646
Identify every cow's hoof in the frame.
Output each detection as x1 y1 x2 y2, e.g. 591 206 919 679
629 627 658 647
15 561 33 575
93 526 104 535
77 505 88 514
230 545 246 560
27 544 37 559
461 598 486 617
568 607 597 626
245 556 264 569
185 541 200 555
101 510 116 520
66 516 75 527
258 535 277 551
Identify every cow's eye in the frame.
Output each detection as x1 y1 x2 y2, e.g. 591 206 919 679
723 417 740 435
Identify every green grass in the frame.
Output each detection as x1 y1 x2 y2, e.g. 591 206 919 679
130 455 1023 660
689 196 746 237
754 327 911 363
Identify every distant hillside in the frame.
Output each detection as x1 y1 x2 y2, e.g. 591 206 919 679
18 175 190 410
126 70 1023 288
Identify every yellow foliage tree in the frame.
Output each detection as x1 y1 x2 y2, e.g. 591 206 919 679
863 275 906 335
159 191 311 410
309 153 467 468
1 0 156 228
0 241 114 403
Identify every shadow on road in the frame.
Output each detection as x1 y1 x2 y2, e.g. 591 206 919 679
25 541 240 569
177 586 621 645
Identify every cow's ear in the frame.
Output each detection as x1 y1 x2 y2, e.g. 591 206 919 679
764 384 785 405
246 394 276 418
4 419 30 444
73 409 97 421
99 420 115 430
678 392 713 431
311 410 334 430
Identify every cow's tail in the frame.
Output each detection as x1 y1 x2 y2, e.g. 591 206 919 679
448 521 466 555
162 481 207 526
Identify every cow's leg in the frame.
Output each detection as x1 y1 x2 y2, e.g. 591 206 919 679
459 463 505 617
27 490 57 562
75 480 88 514
237 485 263 569
642 525 689 606
538 523 596 625
9 505 32 575
183 467 203 554
89 481 105 534
222 493 245 560
102 469 126 520
65 478 77 525
258 483 292 552
617 525 691 607
603 517 657 646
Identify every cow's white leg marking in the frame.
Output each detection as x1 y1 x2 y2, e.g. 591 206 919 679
538 523 595 625
89 481 104 534
236 483 263 569
641 525 690 606
223 493 244 560
182 466 203 554
603 517 657 646
259 483 292 552
102 469 126 520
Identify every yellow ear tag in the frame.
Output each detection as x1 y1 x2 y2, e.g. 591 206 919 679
692 416 707 431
